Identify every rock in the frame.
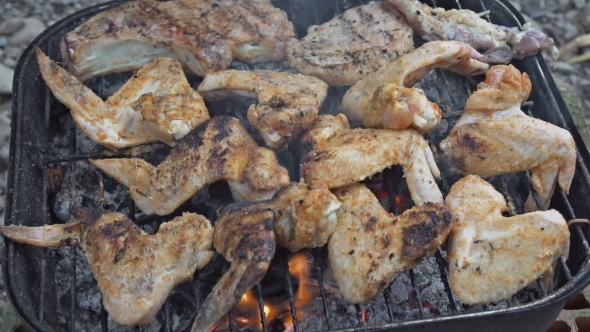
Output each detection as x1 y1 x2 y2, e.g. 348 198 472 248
1 58 16 69
0 101 10 114
563 23 579 41
573 0 586 9
7 18 45 46
0 18 24 36
555 61 576 74
0 64 14 95
0 37 6 47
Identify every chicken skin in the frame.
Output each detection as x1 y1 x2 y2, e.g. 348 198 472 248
388 0 559 64
37 49 209 149
440 65 576 210
445 175 570 305
287 1 414 86
342 41 489 132
328 183 452 303
191 203 276 332
300 114 443 206
60 0 295 80
90 116 289 216
271 180 342 252
0 209 214 326
197 70 329 150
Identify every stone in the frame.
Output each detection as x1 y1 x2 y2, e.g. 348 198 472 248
7 18 46 46
2 58 17 69
0 37 6 47
0 18 24 35
573 0 586 9
0 64 14 95
555 61 576 74
563 23 579 41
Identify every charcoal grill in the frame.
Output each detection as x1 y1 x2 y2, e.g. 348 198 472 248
5 0 590 331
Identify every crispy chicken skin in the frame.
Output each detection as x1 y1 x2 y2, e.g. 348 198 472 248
342 41 489 132
191 203 276 332
60 0 295 80
90 116 289 215
197 70 329 150
328 183 452 303
445 175 570 304
300 114 444 205
0 209 214 326
440 65 576 210
271 180 342 252
388 0 559 64
286 1 414 86
37 48 209 149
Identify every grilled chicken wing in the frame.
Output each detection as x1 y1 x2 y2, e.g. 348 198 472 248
0 209 214 326
90 116 289 216
388 0 559 64
271 180 342 252
328 183 452 303
342 41 489 132
286 1 414 86
440 65 576 210
300 114 443 205
445 175 570 304
61 0 295 80
197 70 329 150
191 203 276 332
37 49 209 149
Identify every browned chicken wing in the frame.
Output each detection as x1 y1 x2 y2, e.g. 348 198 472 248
287 1 414 86
0 209 214 326
61 0 296 80
191 203 276 332
328 183 452 303
197 70 329 150
90 116 289 216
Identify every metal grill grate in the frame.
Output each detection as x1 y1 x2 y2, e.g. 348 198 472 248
5 0 590 331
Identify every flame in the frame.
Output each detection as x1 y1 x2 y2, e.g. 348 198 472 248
283 252 314 330
361 304 367 324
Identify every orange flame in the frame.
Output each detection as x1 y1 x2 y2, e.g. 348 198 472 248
283 252 315 330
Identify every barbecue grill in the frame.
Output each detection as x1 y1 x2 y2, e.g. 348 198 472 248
5 0 590 331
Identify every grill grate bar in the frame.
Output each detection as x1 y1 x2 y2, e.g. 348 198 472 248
559 256 573 281
164 299 171 332
315 265 334 330
354 304 365 327
256 283 269 332
408 269 426 319
434 250 460 314
100 306 108 332
228 310 237 332
69 245 77 332
536 279 548 297
382 288 395 322
285 256 301 332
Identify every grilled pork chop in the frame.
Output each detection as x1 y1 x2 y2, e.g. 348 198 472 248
440 65 576 211
328 183 452 303
191 203 276 332
37 49 209 149
287 1 414 86
90 116 289 215
300 114 444 206
0 209 214 326
388 0 559 64
197 70 329 150
445 175 570 304
341 41 489 132
61 0 296 80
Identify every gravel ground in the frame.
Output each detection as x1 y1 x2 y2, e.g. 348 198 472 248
1 0 590 331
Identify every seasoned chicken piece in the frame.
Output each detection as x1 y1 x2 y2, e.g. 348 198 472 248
0 209 214 326
300 114 444 205
191 203 276 332
440 65 576 210
271 180 342 252
388 0 559 64
286 1 414 86
61 0 295 80
328 183 452 303
342 41 489 132
445 175 570 304
90 116 289 215
37 49 209 149
197 70 329 150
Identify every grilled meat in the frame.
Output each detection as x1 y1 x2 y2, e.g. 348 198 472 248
271 180 342 252
445 175 570 304
90 116 289 216
328 183 452 303
197 70 329 150
388 0 559 64
440 65 576 211
342 41 489 132
37 49 209 149
286 1 414 86
300 114 444 206
0 209 214 326
191 203 276 332
60 0 296 80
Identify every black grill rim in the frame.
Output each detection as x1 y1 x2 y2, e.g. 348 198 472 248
4 0 590 331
